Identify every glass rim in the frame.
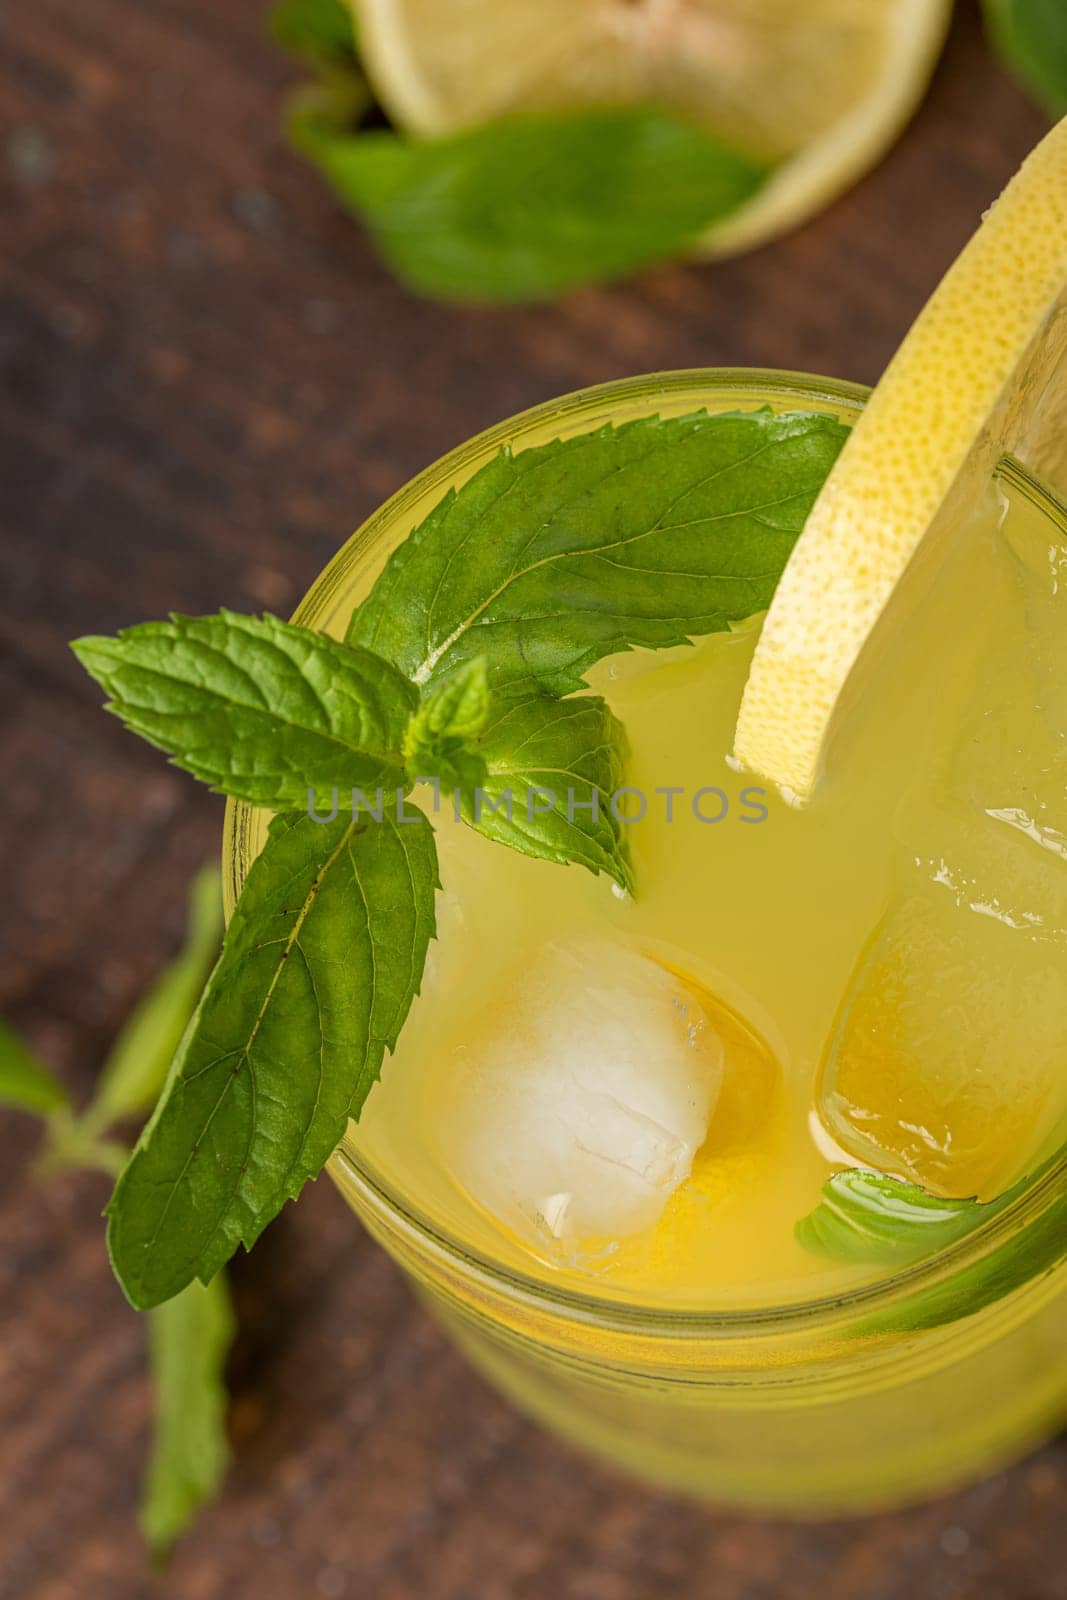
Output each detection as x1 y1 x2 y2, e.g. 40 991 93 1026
224 366 1067 1339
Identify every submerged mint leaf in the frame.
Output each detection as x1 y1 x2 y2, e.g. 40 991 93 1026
348 408 849 696
82 867 223 1137
0 1020 67 1116
405 657 490 796
73 611 416 808
466 692 633 893
795 1168 1019 1266
859 1178 1067 1334
107 809 438 1309
291 107 767 303
798 1161 1067 1332
142 1274 234 1559
271 0 357 60
984 0 1067 115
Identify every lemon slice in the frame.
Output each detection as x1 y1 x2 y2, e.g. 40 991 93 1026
351 0 951 254
734 118 1067 802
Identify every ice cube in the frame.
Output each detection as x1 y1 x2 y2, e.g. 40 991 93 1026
438 941 724 1253
819 503 1067 1199
818 877 1067 1199
819 778 1067 1199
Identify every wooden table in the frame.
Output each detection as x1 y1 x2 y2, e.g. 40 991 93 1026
1 2 1063 1595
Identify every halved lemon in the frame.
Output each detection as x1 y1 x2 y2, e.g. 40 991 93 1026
350 0 952 254
734 118 1067 802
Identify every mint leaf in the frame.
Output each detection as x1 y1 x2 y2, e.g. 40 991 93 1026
804 1152 1067 1334
292 107 767 303
348 409 849 696
81 867 223 1137
271 0 356 59
797 1159 1067 1332
984 0 1067 115
141 1274 234 1559
107 809 438 1309
405 657 490 795
466 692 632 892
73 611 416 808
860 1180 1067 1334
796 1169 1018 1266
0 1020 67 1116
412 657 491 745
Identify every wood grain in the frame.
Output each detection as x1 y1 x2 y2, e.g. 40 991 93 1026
0 1 1063 1594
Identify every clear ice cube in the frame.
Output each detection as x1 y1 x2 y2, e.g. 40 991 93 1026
818 863 1067 1198
818 499 1067 1198
438 941 724 1253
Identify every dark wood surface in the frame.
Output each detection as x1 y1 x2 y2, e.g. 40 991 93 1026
1 3 1064 1596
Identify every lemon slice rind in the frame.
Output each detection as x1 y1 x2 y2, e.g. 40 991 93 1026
733 118 1067 801
700 0 950 256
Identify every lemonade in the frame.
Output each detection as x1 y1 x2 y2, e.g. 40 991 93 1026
224 370 1067 1510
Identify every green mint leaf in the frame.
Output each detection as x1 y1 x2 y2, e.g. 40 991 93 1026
798 1160 1067 1333
141 1274 235 1560
412 657 491 744
0 1019 67 1117
81 867 223 1137
72 611 417 808
348 408 849 696
860 1179 1067 1334
271 0 356 59
107 809 438 1309
800 1139 1067 1332
404 657 490 795
984 0 1067 115
796 1169 1016 1266
465 692 633 892
291 107 767 303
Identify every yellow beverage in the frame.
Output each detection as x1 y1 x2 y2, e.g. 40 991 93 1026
226 371 1067 1512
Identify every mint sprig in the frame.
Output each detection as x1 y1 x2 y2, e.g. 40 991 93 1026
291 106 768 303
107 811 437 1309
1 880 233 1559
39 868 223 1180
74 611 417 808
74 406 850 1310
348 409 848 695
78 866 223 1137
143 1275 234 1561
